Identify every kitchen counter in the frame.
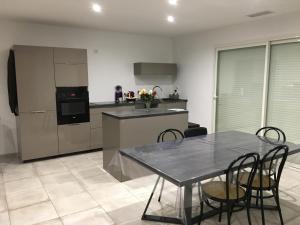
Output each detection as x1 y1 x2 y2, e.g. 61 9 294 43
89 98 188 109
103 108 188 119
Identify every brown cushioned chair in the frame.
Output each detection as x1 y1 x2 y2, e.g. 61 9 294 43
199 153 259 225
239 145 288 225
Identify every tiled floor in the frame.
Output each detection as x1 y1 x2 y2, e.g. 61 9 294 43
0 151 300 225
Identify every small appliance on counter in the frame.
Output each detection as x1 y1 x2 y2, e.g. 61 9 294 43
125 91 137 103
169 87 179 100
115 85 123 103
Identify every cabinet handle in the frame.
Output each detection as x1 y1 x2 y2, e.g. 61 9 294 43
31 110 46 113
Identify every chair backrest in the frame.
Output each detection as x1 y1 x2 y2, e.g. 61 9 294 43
157 129 184 143
256 126 286 145
226 153 260 201
260 145 289 189
184 127 207 138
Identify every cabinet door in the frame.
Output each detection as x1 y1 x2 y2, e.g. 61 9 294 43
14 45 56 112
54 48 87 64
58 123 90 154
55 64 88 87
91 128 103 149
163 102 187 110
18 111 58 160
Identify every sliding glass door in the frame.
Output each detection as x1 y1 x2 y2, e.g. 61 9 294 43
215 39 300 145
267 41 300 144
215 46 266 133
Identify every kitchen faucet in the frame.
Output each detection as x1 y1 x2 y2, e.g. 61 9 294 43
152 85 163 98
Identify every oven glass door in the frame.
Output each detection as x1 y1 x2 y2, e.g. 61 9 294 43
57 100 90 125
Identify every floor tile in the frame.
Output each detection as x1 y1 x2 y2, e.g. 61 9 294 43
71 166 107 180
0 211 10 225
60 156 98 169
40 172 76 185
34 160 68 176
3 163 36 182
78 173 118 190
62 207 114 225
44 181 84 200
0 184 7 212
4 177 42 194
0 173 3 184
35 218 63 225
6 187 48 210
286 215 300 225
108 201 146 224
9 201 58 225
51 192 98 217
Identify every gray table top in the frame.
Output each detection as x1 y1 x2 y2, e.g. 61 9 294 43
102 108 188 119
120 131 300 187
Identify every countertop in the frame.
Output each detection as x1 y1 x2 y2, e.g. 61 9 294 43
90 99 188 109
102 108 188 119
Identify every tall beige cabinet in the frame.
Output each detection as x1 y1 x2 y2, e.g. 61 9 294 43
14 45 90 161
14 45 58 160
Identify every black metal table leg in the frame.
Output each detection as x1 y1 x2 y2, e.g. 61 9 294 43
184 184 193 225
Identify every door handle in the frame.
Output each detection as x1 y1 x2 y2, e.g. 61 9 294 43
31 110 46 113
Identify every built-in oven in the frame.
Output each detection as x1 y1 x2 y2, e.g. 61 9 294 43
56 87 90 125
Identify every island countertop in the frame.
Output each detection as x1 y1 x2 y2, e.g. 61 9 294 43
102 108 188 119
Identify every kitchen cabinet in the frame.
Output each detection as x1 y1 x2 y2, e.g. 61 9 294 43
54 48 87 64
90 106 134 149
58 123 91 154
17 111 58 161
91 128 103 149
14 45 56 112
134 63 177 76
55 64 88 87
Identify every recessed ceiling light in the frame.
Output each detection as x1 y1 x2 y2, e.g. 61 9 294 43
167 15 175 23
92 3 102 13
168 0 178 6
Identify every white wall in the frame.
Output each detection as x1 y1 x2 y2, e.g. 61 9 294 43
174 12 300 132
0 20 174 155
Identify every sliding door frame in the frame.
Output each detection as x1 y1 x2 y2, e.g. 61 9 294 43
212 42 269 132
213 36 300 133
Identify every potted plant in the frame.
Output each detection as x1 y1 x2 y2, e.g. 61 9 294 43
138 89 157 110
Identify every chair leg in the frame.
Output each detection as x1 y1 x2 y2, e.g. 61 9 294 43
158 178 165 202
227 203 232 225
273 188 284 225
260 189 266 225
246 198 252 225
219 202 223 222
256 190 259 206
198 200 204 225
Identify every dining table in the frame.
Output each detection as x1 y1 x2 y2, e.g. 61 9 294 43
119 130 300 225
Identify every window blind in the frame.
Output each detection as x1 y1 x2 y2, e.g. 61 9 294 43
216 46 266 133
267 42 300 144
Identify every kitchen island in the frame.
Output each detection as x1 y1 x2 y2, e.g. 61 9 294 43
102 108 188 181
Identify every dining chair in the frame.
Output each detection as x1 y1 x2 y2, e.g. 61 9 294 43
156 129 184 204
184 127 207 138
199 152 260 225
239 145 289 225
255 126 286 206
256 126 286 145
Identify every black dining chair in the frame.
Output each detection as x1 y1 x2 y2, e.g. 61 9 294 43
184 127 207 138
157 129 184 203
239 145 289 225
256 126 286 145
199 152 260 225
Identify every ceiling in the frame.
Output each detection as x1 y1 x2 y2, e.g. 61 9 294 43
1 0 300 37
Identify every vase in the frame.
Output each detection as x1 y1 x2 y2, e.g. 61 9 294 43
145 102 151 111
